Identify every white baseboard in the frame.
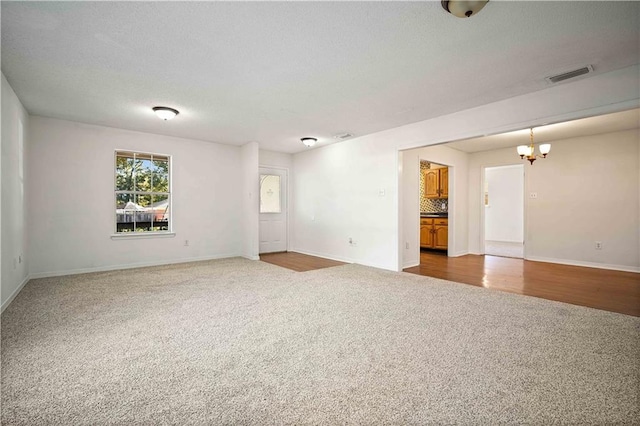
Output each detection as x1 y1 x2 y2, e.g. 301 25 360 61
450 250 469 257
525 255 640 273
1 275 31 313
29 253 242 279
290 248 354 265
403 261 420 269
244 255 260 261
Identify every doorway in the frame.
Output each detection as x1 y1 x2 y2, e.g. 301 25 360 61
259 167 288 254
483 164 524 258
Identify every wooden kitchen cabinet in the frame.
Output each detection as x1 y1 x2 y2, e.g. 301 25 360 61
424 169 440 198
439 168 448 198
420 221 433 248
423 168 448 199
434 219 448 249
420 218 448 250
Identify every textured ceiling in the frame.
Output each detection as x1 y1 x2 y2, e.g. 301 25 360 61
445 108 640 153
2 1 639 153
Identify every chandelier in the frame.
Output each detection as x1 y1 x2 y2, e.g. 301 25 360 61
517 128 551 165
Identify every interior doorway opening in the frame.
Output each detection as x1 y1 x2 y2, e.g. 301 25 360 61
483 164 524 258
419 159 450 256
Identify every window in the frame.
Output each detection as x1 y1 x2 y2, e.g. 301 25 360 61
260 174 281 213
115 151 170 233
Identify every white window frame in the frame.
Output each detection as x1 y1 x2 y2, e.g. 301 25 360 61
111 150 174 239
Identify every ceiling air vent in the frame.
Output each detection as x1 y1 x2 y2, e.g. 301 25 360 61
545 65 594 84
333 133 353 140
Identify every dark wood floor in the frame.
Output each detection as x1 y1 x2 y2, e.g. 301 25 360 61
404 251 640 317
260 251 346 272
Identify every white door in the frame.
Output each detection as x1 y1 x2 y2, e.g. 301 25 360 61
259 168 288 254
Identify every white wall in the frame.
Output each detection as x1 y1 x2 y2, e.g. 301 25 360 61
468 129 639 271
291 65 638 272
28 117 243 277
293 136 398 269
485 165 524 243
242 142 260 260
400 150 421 268
1 74 30 310
259 149 293 170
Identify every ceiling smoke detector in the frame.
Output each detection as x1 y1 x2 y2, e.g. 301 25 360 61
545 65 594 84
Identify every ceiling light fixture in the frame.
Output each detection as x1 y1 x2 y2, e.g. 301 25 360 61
152 106 179 120
301 137 317 147
441 0 489 18
517 128 551 165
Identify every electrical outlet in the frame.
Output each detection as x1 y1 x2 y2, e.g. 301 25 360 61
529 192 538 199
349 237 357 246
184 240 189 247
595 241 603 250
378 188 386 197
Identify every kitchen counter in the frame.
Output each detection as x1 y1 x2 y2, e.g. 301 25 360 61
421 212 448 218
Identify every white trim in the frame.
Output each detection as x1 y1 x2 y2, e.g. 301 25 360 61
485 239 524 244
111 232 176 240
290 248 354 265
1 275 31 313
525 256 640 273
449 250 469 257
29 253 242 279
243 255 261 261
402 261 420 269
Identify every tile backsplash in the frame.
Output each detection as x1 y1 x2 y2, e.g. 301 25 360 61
420 161 448 213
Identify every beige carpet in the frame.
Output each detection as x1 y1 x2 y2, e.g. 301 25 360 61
2 258 638 424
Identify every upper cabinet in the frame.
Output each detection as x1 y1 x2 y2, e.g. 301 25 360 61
424 169 440 198
440 168 448 198
423 167 448 199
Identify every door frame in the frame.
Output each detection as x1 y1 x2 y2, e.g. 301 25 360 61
258 165 290 254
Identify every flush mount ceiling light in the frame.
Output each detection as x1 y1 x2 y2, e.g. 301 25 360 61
441 0 489 18
517 128 551 165
152 106 179 120
301 137 318 147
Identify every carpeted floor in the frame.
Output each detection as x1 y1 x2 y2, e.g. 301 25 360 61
2 258 639 424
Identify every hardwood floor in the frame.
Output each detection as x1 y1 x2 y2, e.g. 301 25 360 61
404 251 640 317
260 250 639 316
260 251 346 272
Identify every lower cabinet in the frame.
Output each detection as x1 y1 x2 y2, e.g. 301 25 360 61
420 218 448 250
420 222 433 248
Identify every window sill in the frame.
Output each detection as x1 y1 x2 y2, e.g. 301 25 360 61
111 232 176 240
